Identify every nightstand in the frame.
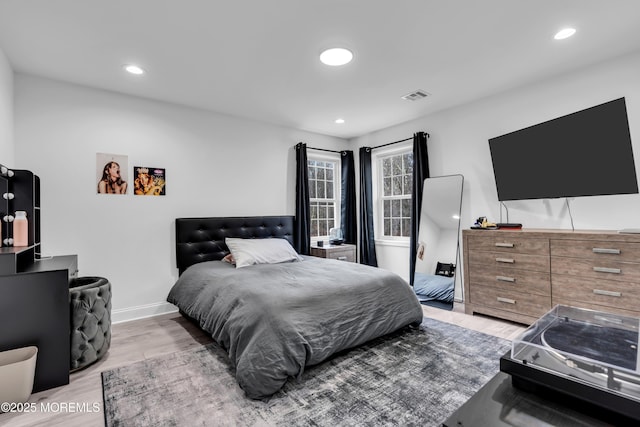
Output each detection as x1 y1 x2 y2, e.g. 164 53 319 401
310 243 356 262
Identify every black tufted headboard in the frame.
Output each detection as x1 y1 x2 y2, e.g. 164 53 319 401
175 216 295 275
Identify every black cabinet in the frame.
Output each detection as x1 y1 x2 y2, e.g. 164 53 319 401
442 372 635 426
0 246 36 274
0 254 78 393
11 169 41 254
0 163 76 393
0 266 71 392
0 166 9 246
25 255 79 281
1 165 41 279
1 166 41 255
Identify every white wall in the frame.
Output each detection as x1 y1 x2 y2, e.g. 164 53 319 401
0 48 13 164
14 74 349 322
353 50 640 301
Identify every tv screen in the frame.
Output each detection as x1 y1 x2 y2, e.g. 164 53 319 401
489 98 638 201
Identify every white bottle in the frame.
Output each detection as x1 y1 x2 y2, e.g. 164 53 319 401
13 211 28 247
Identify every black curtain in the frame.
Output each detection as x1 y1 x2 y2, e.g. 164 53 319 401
359 147 378 266
295 142 311 255
340 151 356 244
409 132 430 286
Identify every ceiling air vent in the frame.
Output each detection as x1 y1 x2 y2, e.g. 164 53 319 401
401 90 429 101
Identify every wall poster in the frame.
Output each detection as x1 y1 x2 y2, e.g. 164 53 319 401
96 153 129 194
133 166 166 196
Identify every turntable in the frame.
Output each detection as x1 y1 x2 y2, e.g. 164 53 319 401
500 305 640 421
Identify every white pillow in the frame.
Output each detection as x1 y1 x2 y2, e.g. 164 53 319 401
225 237 303 268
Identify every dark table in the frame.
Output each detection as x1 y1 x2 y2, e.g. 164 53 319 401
442 372 633 427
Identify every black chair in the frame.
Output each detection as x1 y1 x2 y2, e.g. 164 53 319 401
435 262 456 277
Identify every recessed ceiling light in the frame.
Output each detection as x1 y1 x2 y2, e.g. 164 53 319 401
554 28 576 40
320 48 353 66
452 215 460 220
335 118 345 124
124 64 145 75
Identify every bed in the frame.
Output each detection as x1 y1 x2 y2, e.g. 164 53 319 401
413 262 455 303
167 216 423 399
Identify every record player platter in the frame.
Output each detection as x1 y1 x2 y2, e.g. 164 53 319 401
540 319 638 371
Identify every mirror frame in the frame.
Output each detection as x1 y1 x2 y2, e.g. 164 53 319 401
414 174 464 306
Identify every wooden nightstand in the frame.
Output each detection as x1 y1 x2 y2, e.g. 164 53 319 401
310 243 356 263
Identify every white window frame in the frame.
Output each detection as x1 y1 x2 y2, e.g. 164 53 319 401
307 151 341 243
372 143 413 246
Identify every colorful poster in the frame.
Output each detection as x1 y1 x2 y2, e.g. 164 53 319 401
133 166 166 196
97 153 129 194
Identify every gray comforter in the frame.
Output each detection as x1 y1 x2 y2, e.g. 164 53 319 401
167 256 423 399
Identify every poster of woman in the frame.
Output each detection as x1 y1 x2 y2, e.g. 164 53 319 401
133 166 166 196
96 153 128 194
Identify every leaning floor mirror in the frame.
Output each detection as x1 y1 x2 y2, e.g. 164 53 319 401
414 174 464 310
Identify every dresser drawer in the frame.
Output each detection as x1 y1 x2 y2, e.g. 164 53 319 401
469 251 550 273
551 239 640 262
551 257 640 282
310 244 356 263
468 236 549 255
469 286 551 318
469 265 550 296
552 274 640 313
326 249 355 262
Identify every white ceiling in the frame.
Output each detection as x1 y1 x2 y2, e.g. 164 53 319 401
1 1 640 139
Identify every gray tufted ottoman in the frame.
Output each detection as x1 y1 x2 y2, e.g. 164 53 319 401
69 277 112 371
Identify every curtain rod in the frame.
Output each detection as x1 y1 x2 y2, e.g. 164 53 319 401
296 142 345 154
297 130 430 153
308 147 344 154
370 131 430 151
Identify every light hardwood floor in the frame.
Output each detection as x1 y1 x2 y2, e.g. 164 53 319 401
0 303 526 427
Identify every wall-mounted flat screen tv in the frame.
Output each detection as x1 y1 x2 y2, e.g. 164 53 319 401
489 97 638 201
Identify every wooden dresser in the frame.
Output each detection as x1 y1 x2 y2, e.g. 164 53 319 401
463 228 640 324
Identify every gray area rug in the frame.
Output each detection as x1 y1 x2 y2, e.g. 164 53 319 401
102 317 509 426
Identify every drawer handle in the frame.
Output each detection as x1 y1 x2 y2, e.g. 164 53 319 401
593 289 622 297
593 267 621 274
337 256 347 261
496 276 516 283
495 243 514 248
497 297 516 304
592 248 621 255
495 258 515 264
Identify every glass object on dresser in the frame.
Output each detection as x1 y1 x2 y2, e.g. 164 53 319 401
329 227 344 245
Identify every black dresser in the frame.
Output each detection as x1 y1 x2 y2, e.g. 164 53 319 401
0 164 78 392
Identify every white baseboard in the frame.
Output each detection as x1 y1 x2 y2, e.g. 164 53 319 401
112 301 178 324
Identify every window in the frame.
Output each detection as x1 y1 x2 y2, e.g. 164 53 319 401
379 150 413 238
308 155 340 239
